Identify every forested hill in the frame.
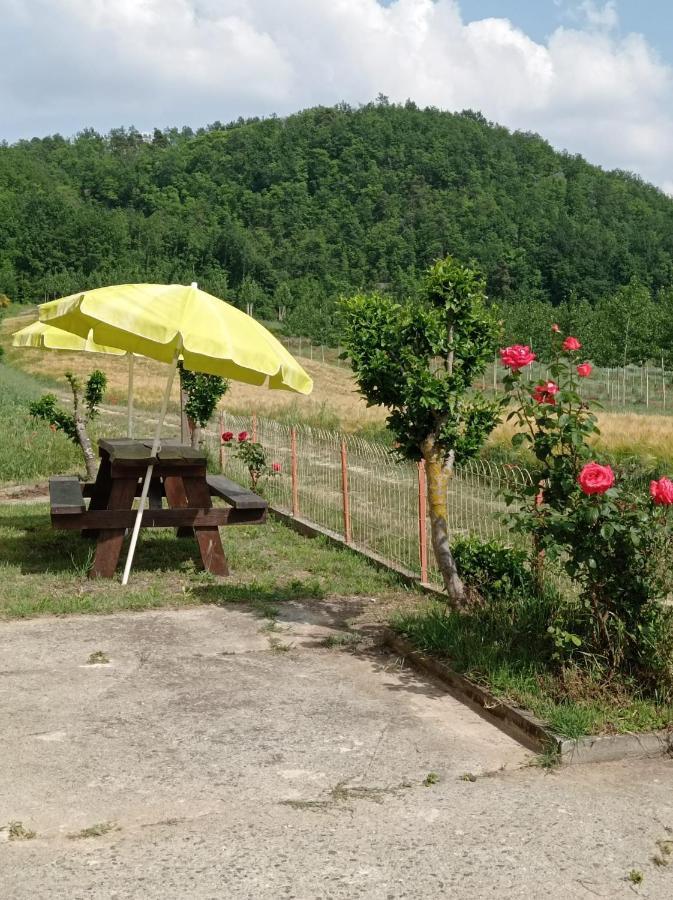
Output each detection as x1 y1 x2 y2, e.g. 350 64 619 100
3 100 673 359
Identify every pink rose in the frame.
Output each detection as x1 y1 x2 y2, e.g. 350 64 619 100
650 477 673 505
577 363 592 378
533 381 559 405
563 336 582 352
221 431 234 443
551 324 561 333
272 462 281 473
237 431 249 442
500 345 536 370
578 462 615 495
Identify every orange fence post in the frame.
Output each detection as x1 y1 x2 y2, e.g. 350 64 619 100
340 438 352 544
291 427 299 517
418 460 428 583
219 412 225 472
252 411 258 443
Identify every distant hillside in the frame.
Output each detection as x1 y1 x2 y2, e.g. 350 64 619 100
2 100 673 356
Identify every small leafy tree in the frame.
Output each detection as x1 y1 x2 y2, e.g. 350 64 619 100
179 363 230 448
341 256 502 606
30 370 107 479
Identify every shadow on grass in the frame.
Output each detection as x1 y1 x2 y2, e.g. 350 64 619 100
0 508 204 575
192 578 327 618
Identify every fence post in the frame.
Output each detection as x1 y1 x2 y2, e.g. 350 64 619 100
418 460 428 584
218 412 225 472
340 438 352 544
291 427 299 517
663 359 667 411
252 411 258 443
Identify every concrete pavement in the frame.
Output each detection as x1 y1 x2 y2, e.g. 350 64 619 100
1 604 671 898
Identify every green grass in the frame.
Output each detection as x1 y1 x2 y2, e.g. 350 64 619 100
0 504 415 621
0 363 85 483
393 600 673 738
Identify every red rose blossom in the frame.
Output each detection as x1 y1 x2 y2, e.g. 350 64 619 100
533 381 559 404
577 362 592 378
221 431 234 443
499 345 536 370
563 336 582 352
237 431 249 442
578 462 615 495
551 323 561 333
650 477 673 505
272 462 282 473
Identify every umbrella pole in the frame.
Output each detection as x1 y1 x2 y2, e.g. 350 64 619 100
121 341 182 586
127 353 134 438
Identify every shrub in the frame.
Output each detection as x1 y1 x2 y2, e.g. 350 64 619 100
502 328 673 693
450 537 532 603
29 370 107 480
221 431 280 492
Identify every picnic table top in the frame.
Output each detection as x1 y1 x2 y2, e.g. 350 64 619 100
98 438 207 465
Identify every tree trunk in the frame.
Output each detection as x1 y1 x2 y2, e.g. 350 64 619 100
180 389 190 444
67 374 97 481
75 418 98 481
422 439 466 607
188 417 201 449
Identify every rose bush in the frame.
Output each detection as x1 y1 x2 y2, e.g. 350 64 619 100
221 429 280 492
503 327 673 689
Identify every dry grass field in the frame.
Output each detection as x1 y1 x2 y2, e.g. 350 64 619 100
3 310 673 461
1 312 386 432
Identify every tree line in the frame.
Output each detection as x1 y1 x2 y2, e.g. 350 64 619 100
2 99 673 359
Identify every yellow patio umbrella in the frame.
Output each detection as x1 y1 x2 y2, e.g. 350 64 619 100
11 320 139 437
39 282 312 584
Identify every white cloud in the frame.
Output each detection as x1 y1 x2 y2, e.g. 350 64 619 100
1 0 672 189
578 1 619 30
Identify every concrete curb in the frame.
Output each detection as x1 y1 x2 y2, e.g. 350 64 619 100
269 504 673 766
384 632 673 765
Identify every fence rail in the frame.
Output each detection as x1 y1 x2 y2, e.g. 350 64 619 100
206 414 533 588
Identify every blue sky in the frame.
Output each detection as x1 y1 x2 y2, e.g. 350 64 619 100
460 1 670 57
1 1 673 191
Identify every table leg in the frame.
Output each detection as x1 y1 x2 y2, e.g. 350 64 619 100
163 475 193 538
90 477 138 579
182 476 229 576
83 454 112 539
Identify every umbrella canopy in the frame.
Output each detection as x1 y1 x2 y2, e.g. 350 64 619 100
11 320 126 355
39 282 312 584
39 283 312 394
12 320 138 437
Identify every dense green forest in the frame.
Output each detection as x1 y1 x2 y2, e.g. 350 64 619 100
3 99 673 364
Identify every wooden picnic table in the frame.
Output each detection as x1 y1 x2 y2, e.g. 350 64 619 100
49 438 267 579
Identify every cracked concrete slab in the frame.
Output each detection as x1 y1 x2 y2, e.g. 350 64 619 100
1 605 672 898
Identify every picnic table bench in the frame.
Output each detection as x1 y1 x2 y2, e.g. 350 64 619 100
49 439 267 579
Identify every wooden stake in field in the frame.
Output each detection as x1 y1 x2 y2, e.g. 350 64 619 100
219 412 225 472
663 358 667 411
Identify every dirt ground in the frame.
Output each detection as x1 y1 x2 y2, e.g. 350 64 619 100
1 603 672 899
